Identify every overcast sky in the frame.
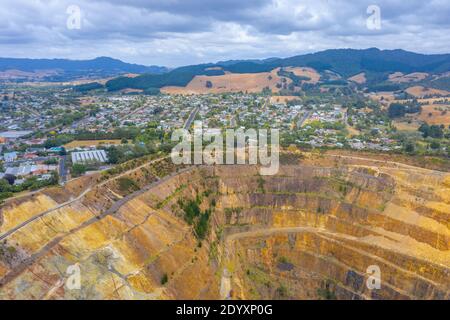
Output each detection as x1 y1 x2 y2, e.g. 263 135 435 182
1 0 450 67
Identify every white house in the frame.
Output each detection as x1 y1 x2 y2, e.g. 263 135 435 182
3 151 17 162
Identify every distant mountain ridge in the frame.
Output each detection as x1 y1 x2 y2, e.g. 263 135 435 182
216 57 281 66
213 48 450 76
0 57 168 81
2 48 450 90
278 48 450 76
105 48 450 92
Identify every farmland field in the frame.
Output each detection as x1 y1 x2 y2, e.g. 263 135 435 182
388 72 429 83
63 139 122 149
161 68 291 94
393 120 421 131
406 86 450 98
417 104 450 125
284 66 321 84
348 72 366 84
270 95 301 104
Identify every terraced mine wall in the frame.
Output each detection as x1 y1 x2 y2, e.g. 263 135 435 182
0 157 449 300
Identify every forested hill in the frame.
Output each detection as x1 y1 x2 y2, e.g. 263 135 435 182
0 57 168 81
104 48 450 92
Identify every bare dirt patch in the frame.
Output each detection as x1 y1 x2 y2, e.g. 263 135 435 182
406 86 450 98
64 140 122 149
284 67 321 84
389 72 429 83
417 105 450 125
162 68 290 94
392 120 420 132
120 88 144 94
348 72 366 84
369 92 396 104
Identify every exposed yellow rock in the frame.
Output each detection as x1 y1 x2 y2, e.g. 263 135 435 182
0 194 58 233
0 156 449 300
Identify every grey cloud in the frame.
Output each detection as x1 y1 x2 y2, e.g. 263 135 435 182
0 0 449 66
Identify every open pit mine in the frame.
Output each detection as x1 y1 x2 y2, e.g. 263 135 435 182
0 154 449 300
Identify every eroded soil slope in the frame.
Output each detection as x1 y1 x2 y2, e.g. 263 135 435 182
0 156 449 300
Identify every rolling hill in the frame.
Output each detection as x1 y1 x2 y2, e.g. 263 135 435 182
2 48 450 93
104 48 450 93
0 57 168 82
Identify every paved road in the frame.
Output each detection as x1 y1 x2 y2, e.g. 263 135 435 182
119 102 149 123
296 110 311 128
183 107 199 130
59 155 68 184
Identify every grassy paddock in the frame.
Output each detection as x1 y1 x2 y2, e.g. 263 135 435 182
64 139 122 149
